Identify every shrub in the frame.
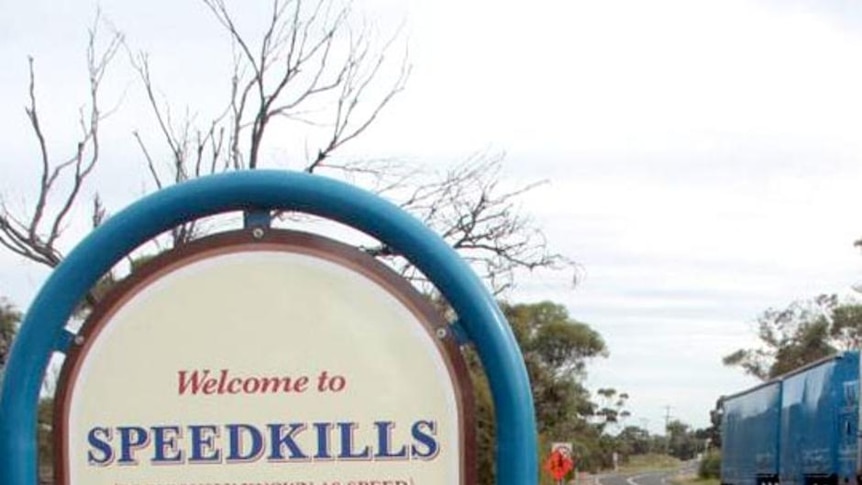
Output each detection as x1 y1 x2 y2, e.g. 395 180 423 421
699 451 721 479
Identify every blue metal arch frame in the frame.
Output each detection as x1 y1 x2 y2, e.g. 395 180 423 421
0 170 538 484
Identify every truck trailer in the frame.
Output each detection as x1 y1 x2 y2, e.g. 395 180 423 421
720 351 861 485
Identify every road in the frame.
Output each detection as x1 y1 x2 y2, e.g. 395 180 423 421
596 461 698 485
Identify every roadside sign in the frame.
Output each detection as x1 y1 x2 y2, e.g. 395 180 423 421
53 230 475 485
0 171 538 485
546 442 574 482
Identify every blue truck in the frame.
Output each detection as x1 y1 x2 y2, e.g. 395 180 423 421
720 351 861 485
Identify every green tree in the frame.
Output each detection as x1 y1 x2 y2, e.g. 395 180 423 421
470 301 612 484
504 301 607 433
0 298 21 376
666 419 699 460
615 425 652 457
37 397 53 473
722 295 862 380
0 299 54 475
699 451 721 479
594 388 631 432
829 302 862 349
509 302 619 474
466 353 498 485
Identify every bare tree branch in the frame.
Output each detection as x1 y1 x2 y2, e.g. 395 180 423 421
129 47 239 247
128 0 410 251
192 0 409 171
358 154 574 294
0 17 122 271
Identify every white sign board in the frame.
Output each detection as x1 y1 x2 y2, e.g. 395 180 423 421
55 230 474 485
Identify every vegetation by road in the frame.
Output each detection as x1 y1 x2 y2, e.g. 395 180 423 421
618 453 682 473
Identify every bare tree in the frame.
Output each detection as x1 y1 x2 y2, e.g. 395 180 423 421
0 19 122 272
362 154 573 294
133 0 410 177
130 0 409 246
2 1 573 298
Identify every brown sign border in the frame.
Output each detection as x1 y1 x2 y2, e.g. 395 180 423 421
54 228 476 484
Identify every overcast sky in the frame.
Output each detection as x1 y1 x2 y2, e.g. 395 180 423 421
3 0 862 434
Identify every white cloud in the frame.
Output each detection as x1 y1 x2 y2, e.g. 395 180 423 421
355 0 862 162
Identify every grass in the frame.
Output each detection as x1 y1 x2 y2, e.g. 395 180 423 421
670 477 719 485
619 453 683 473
